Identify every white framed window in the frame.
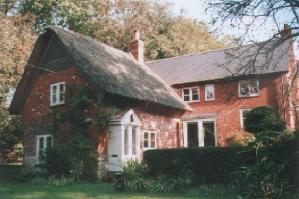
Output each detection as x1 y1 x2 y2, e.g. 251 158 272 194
182 87 199 102
143 131 156 150
50 82 65 106
205 84 215 101
238 79 259 97
36 134 53 164
240 109 252 128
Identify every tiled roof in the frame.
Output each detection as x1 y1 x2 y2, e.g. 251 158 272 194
147 41 290 85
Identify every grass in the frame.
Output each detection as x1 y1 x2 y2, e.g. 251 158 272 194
0 164 238 199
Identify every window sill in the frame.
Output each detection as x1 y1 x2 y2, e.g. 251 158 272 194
238 94 260 98
50 103 65 108
184 100 200 103
143 148 156 151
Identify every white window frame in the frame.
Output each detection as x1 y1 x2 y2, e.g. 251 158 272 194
50 82 65 106
143 131 157 150
183 118 217 147
205 84 215 101
240 109 252 128
182 87 200 102
36 134 53 164
238 79 260 97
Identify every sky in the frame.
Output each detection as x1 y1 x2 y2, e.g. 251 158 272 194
165 0 288 43
165 0 298 57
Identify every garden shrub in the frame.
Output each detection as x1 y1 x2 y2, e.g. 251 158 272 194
150 166 194 193
144 147 255 184
119 161 148 192
245 106 285 134
45 146 71 177
44 134 98 182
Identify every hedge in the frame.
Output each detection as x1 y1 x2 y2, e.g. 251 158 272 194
144 138 298 184
144 146 255 184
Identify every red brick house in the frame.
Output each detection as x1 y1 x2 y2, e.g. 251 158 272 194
148 28 297 146
9 26 296 175
9 27 190 174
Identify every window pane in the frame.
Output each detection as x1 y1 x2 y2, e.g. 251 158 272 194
132 127 137 155
144 132 148 139
144 140 149 148
203 121 215 147
151 141 155 148
206 85 214 100
52 94 57 104
191 88 198 94
191 88 199 101
183 89 190 95
38 149 44 162
124 126 129 155
192 93 199 101
52 85 57 93
184 95 190 101
150 133 155 141
39 137 44 149
59 93 64 103
59 84 65 92
46 136 52 148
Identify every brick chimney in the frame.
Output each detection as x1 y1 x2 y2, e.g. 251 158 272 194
129 30 144 65
281 24 292 38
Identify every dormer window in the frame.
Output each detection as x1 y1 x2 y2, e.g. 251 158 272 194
182 87 199 102
238 79 259 97
50 82 65 106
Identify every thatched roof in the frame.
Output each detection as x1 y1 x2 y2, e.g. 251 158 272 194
10 26 191 114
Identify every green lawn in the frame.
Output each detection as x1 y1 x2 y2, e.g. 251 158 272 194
0 182 238 199
0 164 238 199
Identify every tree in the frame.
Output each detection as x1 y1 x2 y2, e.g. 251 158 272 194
0 14 37 161
18 0 229 60
207 0 298 68
245 106 285 135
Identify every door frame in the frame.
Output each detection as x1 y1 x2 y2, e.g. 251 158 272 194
183 118 217 147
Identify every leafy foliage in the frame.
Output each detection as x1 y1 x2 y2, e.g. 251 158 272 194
0 106 23 162
45 146 71 177
17 0 229 60
144 147 254 184
44 84 119 181
150 166 194 193
118 161 148 192
233 108 296 199
245 106 285 134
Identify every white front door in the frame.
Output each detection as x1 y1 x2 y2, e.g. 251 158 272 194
123 125 141 163
183 119 217 147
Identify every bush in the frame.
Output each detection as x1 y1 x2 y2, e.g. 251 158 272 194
245 106 285 134
44 134 98 182
144 138 298 186
45 146 71 177
150 166 194 193
144 147 255 184
117 161 148 192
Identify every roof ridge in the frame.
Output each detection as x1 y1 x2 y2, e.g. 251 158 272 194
146 43 259 64
48 26 134 58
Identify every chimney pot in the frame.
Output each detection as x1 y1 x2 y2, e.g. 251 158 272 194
129 30 144 65
282 24 292 38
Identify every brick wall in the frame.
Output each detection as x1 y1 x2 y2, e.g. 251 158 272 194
21 66 182 170
174 74 286 146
